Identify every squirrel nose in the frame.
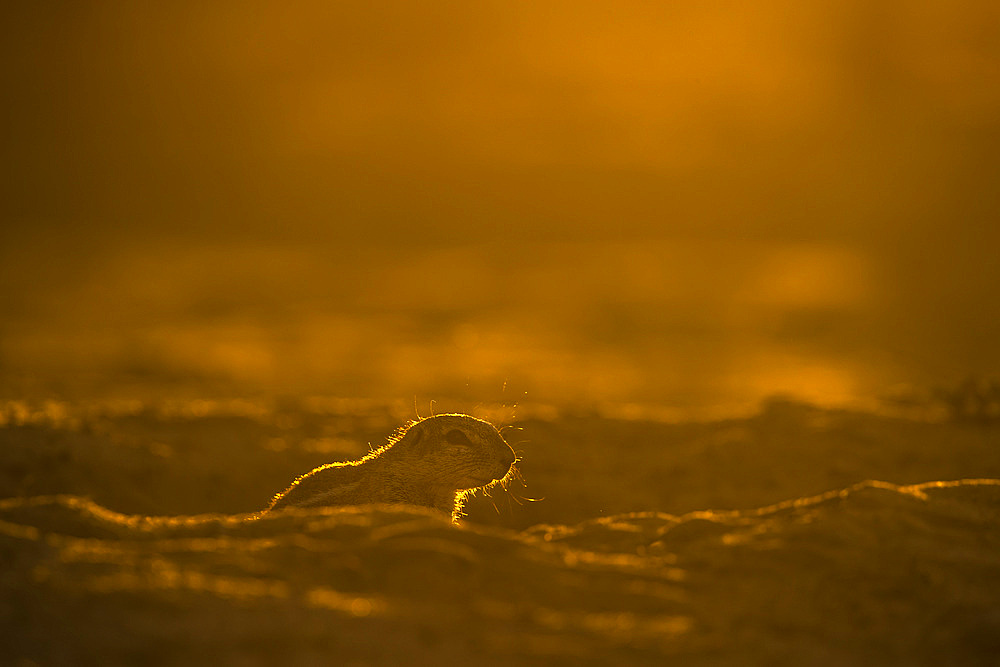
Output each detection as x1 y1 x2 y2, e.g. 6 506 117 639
502 445 516 469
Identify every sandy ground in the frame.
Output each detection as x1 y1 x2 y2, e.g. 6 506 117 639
2 396 999 665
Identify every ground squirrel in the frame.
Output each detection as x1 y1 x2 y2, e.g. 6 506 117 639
263 414 517 522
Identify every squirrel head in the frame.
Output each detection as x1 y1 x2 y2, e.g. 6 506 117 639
390 413 517 489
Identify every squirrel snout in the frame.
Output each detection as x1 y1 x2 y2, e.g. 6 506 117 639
501 445 516 470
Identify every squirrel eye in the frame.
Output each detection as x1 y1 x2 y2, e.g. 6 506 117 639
445 429 474 446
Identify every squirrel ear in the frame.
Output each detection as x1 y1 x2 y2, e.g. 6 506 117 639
401 422 430 456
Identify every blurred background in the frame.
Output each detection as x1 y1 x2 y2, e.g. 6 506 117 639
2 1 999 412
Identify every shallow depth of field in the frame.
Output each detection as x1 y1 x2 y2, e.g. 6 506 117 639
2 396 1000 665
3 2 1000 665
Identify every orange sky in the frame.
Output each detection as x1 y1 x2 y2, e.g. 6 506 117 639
2 2 999 404
3 1 997 244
